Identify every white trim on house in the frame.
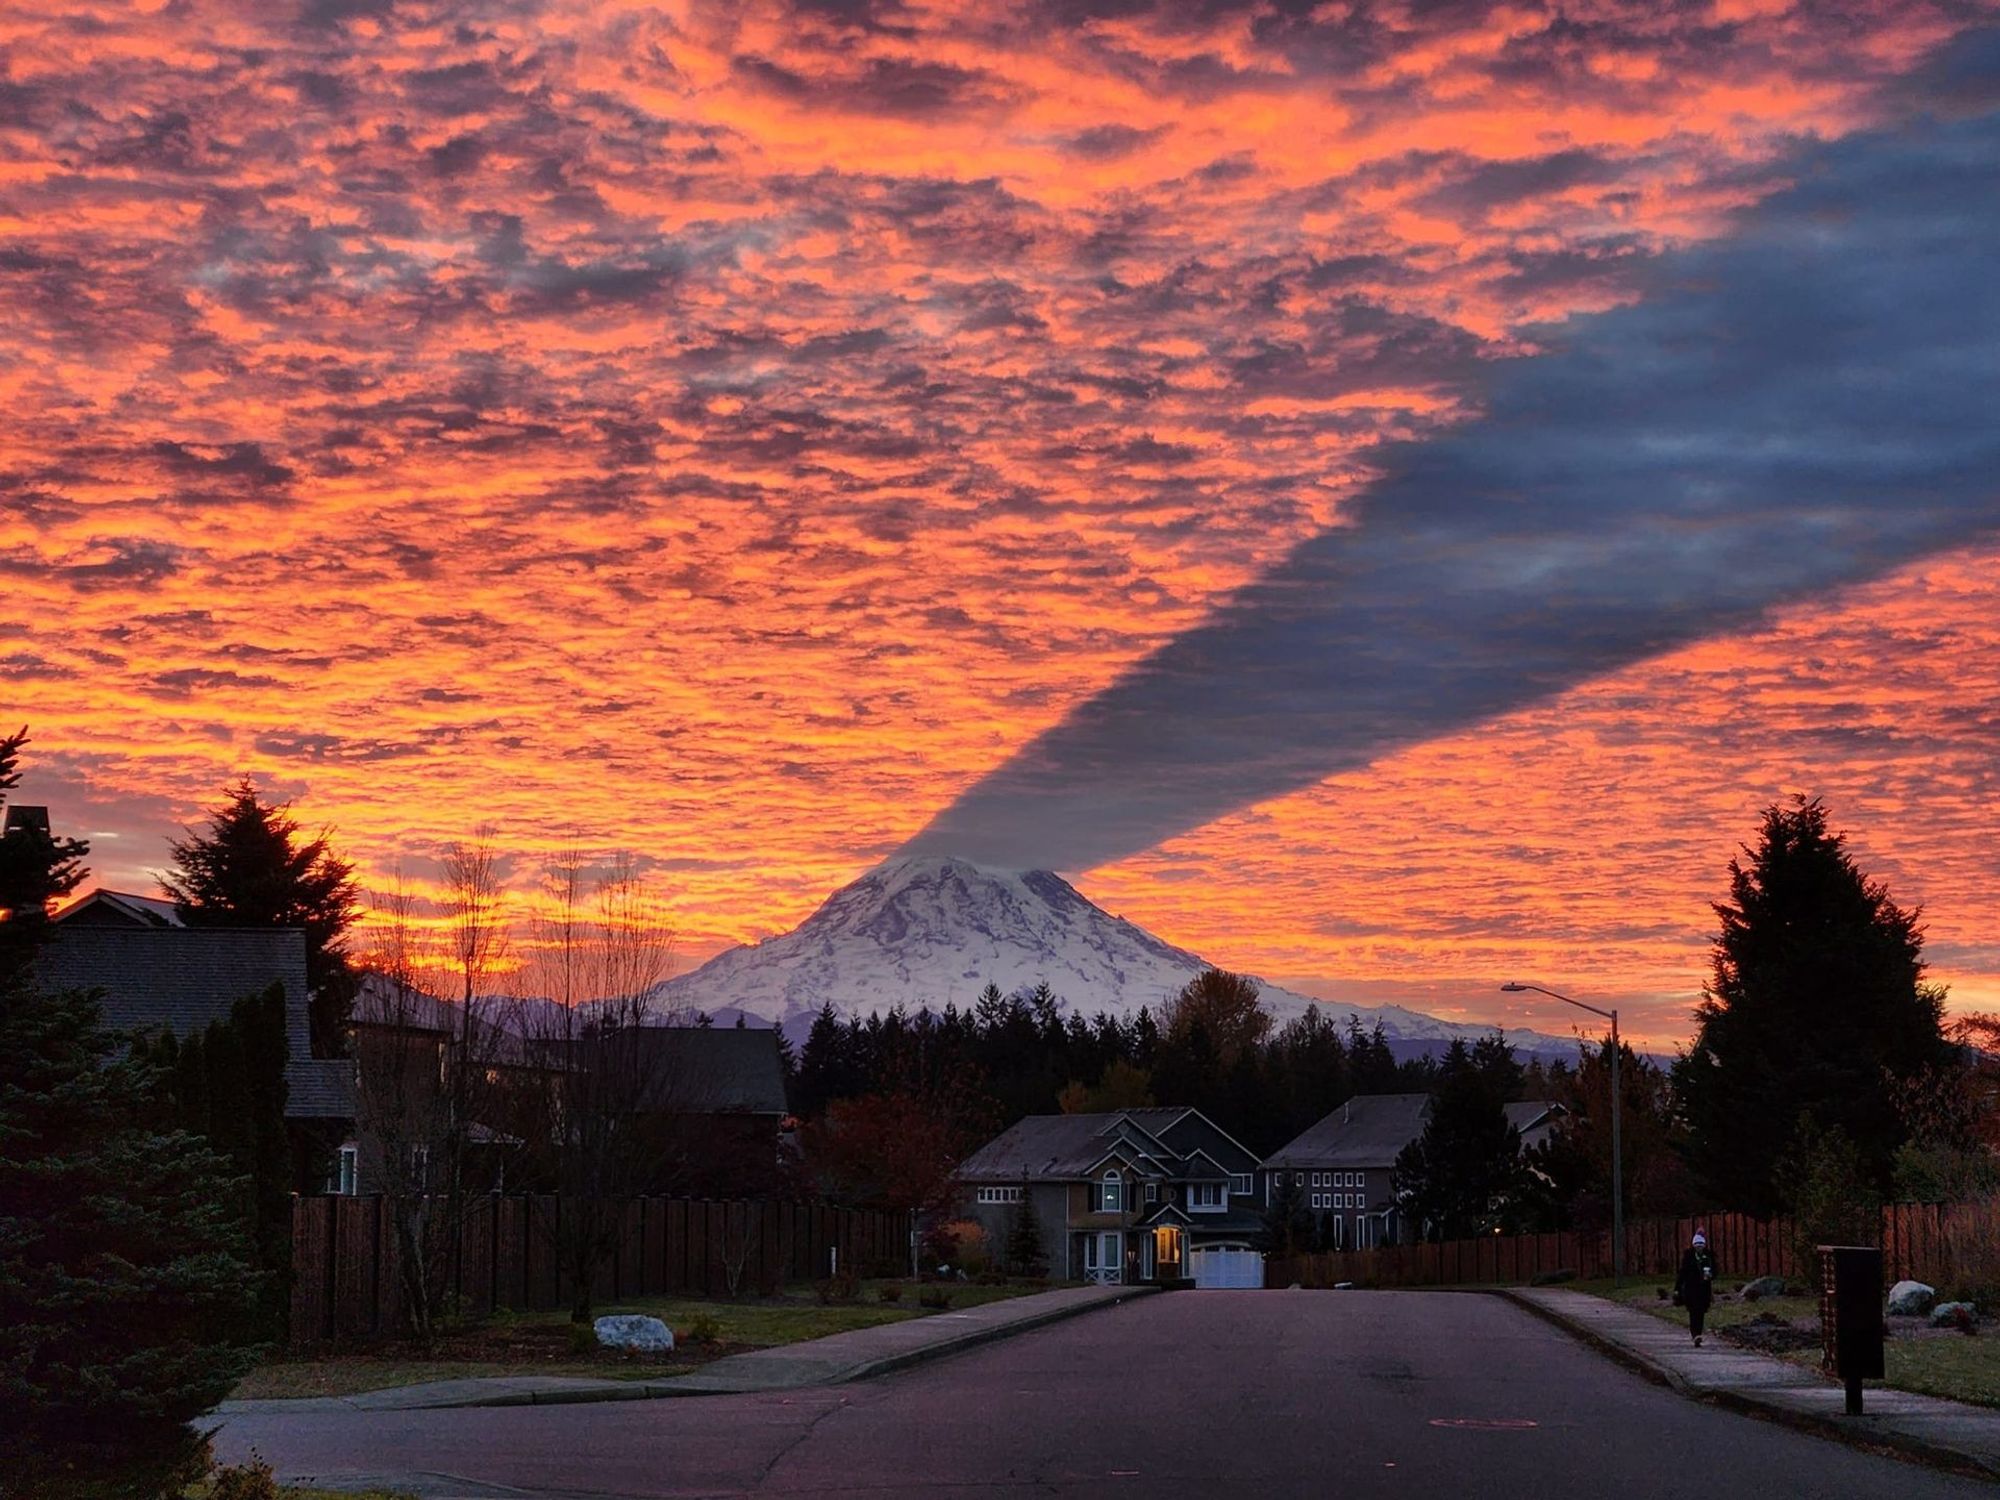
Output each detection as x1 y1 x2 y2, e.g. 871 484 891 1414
1188 1181 1226 1213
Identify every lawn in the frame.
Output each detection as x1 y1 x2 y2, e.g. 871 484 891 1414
237 1278 1061 1400
1566 1276 2000 1409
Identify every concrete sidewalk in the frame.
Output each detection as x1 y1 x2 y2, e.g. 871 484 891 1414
218 1282 1157 1416
1505 1286 2000 1479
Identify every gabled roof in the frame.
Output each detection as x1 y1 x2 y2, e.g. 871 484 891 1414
34 924 355 1120
595 1025 790 1116
55 888 186 928
961 1106 1245 1183
1506 1100 1567 1151
1261 1092 1432 1170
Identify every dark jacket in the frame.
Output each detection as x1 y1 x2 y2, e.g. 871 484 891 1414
1676 1245 1717 1307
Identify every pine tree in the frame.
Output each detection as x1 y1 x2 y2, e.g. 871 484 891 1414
1675 798 1951 1213
1258 1172 1314 1256
1004 1194 1046 1275
0 976 261 1499
1393 1045 1522 1240
0 727 89 978
163 779 360 1057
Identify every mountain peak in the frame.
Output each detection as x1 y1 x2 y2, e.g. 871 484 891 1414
661 854 1577 1058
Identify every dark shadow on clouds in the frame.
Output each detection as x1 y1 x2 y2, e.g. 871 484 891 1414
907 55 2000 872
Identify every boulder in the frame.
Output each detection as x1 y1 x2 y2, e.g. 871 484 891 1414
1888 1280 1937 1317
1531 1268 1577 1287
593 1314 675 1353
1930 1302 1979 1330
1740 1275 1788 1302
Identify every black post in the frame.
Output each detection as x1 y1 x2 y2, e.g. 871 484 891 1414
1846 1374 1863 1416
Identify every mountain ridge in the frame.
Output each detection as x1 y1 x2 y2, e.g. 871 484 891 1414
659 855 1582 1060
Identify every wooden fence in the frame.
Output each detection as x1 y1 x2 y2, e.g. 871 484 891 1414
1267 1201 1952 1290
290 1195 913 1350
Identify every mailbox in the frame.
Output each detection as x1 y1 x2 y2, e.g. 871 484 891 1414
1818 1245 1884 1414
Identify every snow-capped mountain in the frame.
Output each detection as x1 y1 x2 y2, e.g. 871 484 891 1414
660 855 1577 1059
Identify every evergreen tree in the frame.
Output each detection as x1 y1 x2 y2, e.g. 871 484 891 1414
1675 798 1951 1213
0 727 89 978
1003 1194 1046 1275
1257 1172 1315 1256
162 779 360 1058
142 984 294 1338
0 976 261 1499
1393 1044 1522 1240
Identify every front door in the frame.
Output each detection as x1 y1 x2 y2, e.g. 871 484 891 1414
1084 1230 1123 1284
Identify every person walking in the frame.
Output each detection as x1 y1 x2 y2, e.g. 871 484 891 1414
1675 1230 1718 1346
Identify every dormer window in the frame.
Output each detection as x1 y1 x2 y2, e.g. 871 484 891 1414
1189 1181 1225 1212
1100 1171 1123 1212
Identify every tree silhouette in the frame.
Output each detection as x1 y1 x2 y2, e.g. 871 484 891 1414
1675 798 1951 1213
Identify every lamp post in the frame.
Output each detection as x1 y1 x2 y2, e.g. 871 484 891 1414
1502 981 1623 1286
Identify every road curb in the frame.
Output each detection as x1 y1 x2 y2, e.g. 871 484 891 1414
830 1283 1161 1387
278 1285 1162 1411
1492 1289 2000 1482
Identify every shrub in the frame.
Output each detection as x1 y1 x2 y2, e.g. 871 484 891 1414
877 1284 903 1303
207 1457 282 1500
918 1287 953 1310
1777 1115 1880 1275
920 1218 959 1274
946 1219 989 1276
684 1313 722 1344
815 1267 861 1304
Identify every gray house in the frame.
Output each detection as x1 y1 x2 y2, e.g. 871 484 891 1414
40 889 358 1185
1262 1093 1567 1248
959 1107 1265 1288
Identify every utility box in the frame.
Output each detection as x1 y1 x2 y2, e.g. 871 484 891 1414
1818 1245 1884 1414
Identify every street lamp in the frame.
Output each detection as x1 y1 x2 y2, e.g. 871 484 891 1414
1501 981 1624 1286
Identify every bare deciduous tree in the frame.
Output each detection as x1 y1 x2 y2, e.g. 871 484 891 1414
507 848 683 1322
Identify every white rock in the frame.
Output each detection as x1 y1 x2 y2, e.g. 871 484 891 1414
594 1314 675 1352
1888 1280 1936 1316
1930 1301 1979 1329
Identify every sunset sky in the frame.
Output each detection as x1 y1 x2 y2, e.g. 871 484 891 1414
5 1 1998 1047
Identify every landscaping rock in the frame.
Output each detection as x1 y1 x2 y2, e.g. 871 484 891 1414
1888 1279 1936 1316
1740 1275 1787 1301
1930 1302 1979 1330
1531 1268 1577 1286
593 1314 675 1353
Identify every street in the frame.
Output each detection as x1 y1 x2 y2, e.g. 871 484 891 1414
218 1290 1992 1498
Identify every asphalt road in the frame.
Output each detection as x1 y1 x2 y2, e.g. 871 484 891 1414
218 1290 1993 1499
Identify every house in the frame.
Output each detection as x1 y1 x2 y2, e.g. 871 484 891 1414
1261 1093 1427 1250
38 891 358 1187
1262 1093 1568 1249
1507 1100 1568 1156
347 978 791 1198
959 1107 1265 1288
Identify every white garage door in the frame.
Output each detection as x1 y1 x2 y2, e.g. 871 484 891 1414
1188 1246 1264 1289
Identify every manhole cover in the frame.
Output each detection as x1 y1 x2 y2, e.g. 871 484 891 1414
1428 1417 1539 1430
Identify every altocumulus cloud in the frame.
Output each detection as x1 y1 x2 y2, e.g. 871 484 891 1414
909 95 2000 872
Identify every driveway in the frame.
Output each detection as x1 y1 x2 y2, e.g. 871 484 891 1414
218 1290 1995 1498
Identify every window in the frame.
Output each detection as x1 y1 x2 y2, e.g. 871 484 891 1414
1311 1192 1325 1209
407 1144 430 1192
1189 1181 1225 1211
335 1144 359 1196
1144 1181 1159 1203
1100 1171 1123 1212
1229 1174 1252 1196
976 1186 1022 1205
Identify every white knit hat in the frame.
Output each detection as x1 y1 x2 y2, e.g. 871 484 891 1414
1692 1232 1707 1246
